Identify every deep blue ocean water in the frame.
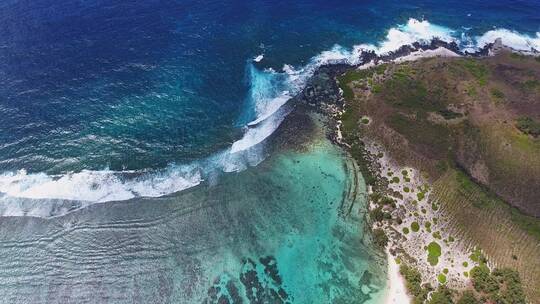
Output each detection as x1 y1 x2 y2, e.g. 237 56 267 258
0 1 539 303
1 0 539 176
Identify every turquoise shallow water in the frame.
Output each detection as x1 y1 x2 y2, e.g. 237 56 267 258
0 134 386 303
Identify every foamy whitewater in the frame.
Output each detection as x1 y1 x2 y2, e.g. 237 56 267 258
1 18 539 217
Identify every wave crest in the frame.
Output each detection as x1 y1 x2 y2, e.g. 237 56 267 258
1 18 538 217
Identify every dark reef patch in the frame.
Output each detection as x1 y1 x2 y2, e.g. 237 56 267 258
204 256 291 304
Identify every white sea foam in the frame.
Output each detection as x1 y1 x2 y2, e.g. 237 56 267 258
375 19 455 54
253 54 264 62
476 29 540 52
1 18 538 217
0 166 201 203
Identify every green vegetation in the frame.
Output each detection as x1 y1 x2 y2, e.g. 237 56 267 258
443 268 449 274
372 228 388 248
516 116 540 137
437 273 447 284
387 114 452 157
469 247 487 265
361 117 370 124
470 266 527 304
370 206 391 222
399 264 431 304
417 191 425 201
492 268 527 304
425 222 431 229
427 241 442 266
490 88 505 100
470 264 498 293
456 290 479 304
391 176 400 183
465 84 477 97
402 227 410 234
411 222 420 232
459 59 489 85
521 79 539 91
432 231 442 239
403 186 410 192
462 261 468 267
428 285 453 304
455 169 540 241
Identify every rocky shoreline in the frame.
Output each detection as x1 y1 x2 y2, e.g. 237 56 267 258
275 38 537 303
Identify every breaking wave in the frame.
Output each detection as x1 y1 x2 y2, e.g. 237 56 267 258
1 18 538 217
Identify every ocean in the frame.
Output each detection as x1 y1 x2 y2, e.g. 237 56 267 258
0 0 538 303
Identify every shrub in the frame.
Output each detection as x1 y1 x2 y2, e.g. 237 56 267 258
373 228 388 248
427 241 442 266
470 264 499 293
400 264 430 303
428 285 453 304
411 222 420 232
490 88 505 99
457 290 479 304
370 207 385 222
403 227 410 234
516 116 540 137
492 268 527 304
469 248 487 264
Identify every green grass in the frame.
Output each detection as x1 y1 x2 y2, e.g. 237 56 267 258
466 83 478 97
459 59 489 86
386 114 452 157
455 169 540 241
337 69 373 101
427 241 442 266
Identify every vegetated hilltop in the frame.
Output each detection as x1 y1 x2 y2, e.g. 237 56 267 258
340 51 540 217
337 51 540 302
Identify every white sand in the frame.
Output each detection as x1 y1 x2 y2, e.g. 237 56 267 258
384 249 411 304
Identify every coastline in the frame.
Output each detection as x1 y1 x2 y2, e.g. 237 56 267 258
384 249 410 304
293 35 539 302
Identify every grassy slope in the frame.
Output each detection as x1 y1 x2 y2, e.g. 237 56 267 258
336 52 540 301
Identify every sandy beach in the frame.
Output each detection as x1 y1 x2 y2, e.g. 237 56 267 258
384 249 411 304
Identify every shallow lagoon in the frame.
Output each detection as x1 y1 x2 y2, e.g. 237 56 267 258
0 136 385 303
